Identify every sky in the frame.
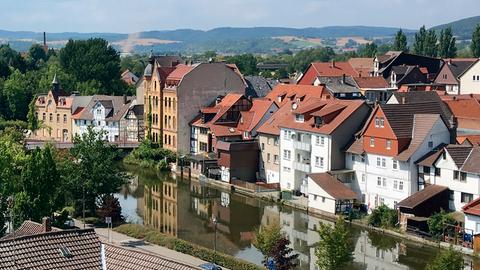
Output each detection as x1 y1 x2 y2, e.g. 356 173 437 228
1 0 479 33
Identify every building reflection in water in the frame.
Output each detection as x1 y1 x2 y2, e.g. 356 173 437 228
142 179 178 237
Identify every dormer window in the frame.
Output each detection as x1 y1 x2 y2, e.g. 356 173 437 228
96 108 102 115
295 114 304 122
314 116 322 127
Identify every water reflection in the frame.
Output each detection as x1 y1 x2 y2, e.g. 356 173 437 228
117 165 472 270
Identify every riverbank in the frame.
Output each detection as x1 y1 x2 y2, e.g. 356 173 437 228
183 170 477 258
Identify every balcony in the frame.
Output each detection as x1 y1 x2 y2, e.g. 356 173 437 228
293 162 311 173
293 140 311 151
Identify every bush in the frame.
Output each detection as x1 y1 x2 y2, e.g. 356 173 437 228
124 140 177 171
115 224 263 270
428 209 456 238
368 205 398 228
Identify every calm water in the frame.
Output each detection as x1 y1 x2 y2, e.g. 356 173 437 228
116 164 477 270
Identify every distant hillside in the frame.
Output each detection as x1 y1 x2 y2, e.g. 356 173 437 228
0 26 414 54
431 15 480 39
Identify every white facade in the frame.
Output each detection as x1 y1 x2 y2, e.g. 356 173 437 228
73 102 122 142
465 214 480 235
347 117 451 210
459 60 480 95
279 128 332 192
307 177 337 214
419 149 480 211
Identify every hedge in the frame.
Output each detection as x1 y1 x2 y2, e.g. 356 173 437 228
115 224 263 270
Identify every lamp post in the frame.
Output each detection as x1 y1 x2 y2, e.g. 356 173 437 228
212 215 218 265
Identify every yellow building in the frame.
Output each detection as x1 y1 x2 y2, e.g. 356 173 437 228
142 56 246 154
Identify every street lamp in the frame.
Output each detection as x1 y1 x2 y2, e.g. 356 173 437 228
212 215 218 265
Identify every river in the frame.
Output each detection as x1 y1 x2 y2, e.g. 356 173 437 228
115 164 476 270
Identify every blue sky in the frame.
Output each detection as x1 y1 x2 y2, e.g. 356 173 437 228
2 0 479 33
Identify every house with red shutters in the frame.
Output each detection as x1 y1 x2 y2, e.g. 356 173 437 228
345 102 452 210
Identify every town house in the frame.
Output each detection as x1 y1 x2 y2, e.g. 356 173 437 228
434 58 477 95
278 98 371 193
346 102 452 209
458 59 480 95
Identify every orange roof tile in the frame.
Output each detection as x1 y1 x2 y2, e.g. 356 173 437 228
166 64 195 81
257 101 296 136
311 61 358 77
444 99 480 120
348 58 374 76
463 196 480 216
265 84 330 107
352 76 390 89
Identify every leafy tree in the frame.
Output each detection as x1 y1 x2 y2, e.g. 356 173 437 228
275 68 289 79
253 223 282 258
120 54 147 77
269 237 298 270
27 96 39 131
393 29 408 52
426 247 464 270
3 69 30 120
427 209 456 238
0 44 26 73
96 194 124 225
27 44 48 70
362 42 378 57
368 205 398 228
289 47 335 72
438 27 457 58
37 56 77 94
67 126 126 215
224 54 258 76
413 26 427 55
413 26 438 57
315 218 353 270
59 38 127 95
471 24 480 58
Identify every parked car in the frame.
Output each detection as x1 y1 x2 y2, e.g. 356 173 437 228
199 263 222 270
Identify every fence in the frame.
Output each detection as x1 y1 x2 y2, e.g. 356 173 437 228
231 180 280 193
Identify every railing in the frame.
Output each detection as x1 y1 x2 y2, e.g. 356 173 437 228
231 179 280 193
293 140 311 151
293 161 311 173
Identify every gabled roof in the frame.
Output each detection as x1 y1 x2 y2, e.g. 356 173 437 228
265 84 329 107
444 98 480 120
348 58 374 76
0 229 101 269
380 102 451 138
310 61 358 77
397 184 449 210
308 173 357 200
166 64 195 81
278 98 366 135
352 76 390 89
245 75 277 98
461 146 480 174
0 220 60 240
442 59 477 79
463 196 480 216
316 76 361 94
446 144 473 168
457 58 480 79
416 144 480 174
76 95 134 121
257 100 295 136
457 135 480 146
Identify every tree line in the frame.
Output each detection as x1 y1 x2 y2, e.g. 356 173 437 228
0 38 133 123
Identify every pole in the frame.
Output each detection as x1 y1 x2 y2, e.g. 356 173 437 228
82 185 85 229
213 216 217 265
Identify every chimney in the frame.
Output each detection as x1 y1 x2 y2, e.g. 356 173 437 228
342 74 346 84
401 95 406 104
331 60 335 68
43 32 46 46
42 217 52 232
123 94 127 104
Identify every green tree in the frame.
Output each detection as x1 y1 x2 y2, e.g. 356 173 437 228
269 237 298 270
27 44 48 70
427 209 456 238
120 54 148 77
253 223 282 258
413 26 438 57
426 247 464 270
471 24 480 58
438 27 457 58
362 42 378 57
393 29 408 52
96 194 124 225
290 47 336 73
224 54 258 75
67 126 126 215
59 38 126 95
413 26 427 55
0 44 26 74
3 69 30 120
368 205 398 228
315 218 353 270
27 96 38 131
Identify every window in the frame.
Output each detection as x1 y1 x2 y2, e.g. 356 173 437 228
322 197 326 203
460 172 467 181
428 141 433 148
42 113 46 121
274 155 279 164
449 191 454 201
351 154 356 162
379 117 384 128
435 168 441 176
315 157 324 168
261 143 265 150
377 157 381 167
399 181 404 190
63 114 67 123
295 114 304 122
423 166 431 174
370 137 375 147
274 138 279 146
377 177 382 186
375 117 379 127
313 195 317 201
283 166 291 172
267 153 271 163
382 178 387 187
56 114 60 123
320 136 325 146
315 136 320 145
360 155 365 162
243 131 249 138
393 180 398 189
393 160 398 170
361 174 366 182
49 113 53 122
267 138 271 145
199 142 208 152
283 130 291 140
386 139 391 150
461 192 474 203
453 170 459 180
283 150 291 160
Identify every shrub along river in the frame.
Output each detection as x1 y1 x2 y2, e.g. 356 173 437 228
116 164 478 269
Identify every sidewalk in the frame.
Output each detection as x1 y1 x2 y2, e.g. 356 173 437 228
74 219 212 269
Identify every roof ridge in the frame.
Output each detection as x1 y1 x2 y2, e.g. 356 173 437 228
0 228 96 243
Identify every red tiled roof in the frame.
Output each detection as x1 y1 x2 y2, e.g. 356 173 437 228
257 101 296 136
311 62 359 77
265 84 330 107
463 196 480 216
352 76 390 89
166 64 195 81
444 99 480 120
348 58 374 76
278 98 366 135
308 173 357 200
457 135 480 146
0 220 60 240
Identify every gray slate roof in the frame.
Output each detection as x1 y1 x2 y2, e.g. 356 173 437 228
77 95 134 121
245 75 277 98
316 76 360 93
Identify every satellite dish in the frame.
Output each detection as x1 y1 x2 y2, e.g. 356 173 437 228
229 128 235 133
292 103 298 110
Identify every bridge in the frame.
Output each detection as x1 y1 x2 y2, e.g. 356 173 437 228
25 139 140 150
